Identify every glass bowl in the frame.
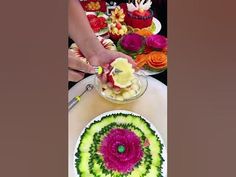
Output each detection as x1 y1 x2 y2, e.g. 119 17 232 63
94 72 148 104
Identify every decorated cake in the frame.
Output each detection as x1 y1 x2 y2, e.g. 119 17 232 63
75 112 164 177
125 0 153 29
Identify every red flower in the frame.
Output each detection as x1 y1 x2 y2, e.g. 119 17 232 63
120 33 145 52
146 35 168 50
100 128 143 173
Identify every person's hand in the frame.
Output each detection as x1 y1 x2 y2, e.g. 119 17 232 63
68 49 95 82
87 48 137 68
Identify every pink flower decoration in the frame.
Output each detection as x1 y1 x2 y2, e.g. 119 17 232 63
146 34 168 50
100 128 143 173
120 33 145 52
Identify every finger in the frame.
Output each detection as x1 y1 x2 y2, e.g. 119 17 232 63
68 70 85 82
68 55 95 73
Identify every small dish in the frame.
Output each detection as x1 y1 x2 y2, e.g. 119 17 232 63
94 72 148 104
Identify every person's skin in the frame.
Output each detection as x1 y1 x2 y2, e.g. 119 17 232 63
68 0 136 82
68 49 89 82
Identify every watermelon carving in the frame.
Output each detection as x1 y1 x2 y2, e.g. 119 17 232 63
87 14 108 33
75 113 164 177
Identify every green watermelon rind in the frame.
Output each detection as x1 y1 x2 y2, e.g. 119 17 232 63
75 113 164 177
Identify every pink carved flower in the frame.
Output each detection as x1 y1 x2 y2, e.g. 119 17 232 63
146 34 168 50
100 128 143 173
120 33 145 52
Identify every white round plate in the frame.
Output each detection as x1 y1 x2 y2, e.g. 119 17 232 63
86 12 109 36
152 17 162 34
73 110 167 177
139 69 166 76
68 75 167 177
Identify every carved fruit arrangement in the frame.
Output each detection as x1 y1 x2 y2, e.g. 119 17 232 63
109 22 128 41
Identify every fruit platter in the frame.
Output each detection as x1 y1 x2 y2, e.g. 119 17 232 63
81 0 167 75
86 12 109 36
74 110 167 177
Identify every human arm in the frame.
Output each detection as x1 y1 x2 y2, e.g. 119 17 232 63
68 0 136 66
